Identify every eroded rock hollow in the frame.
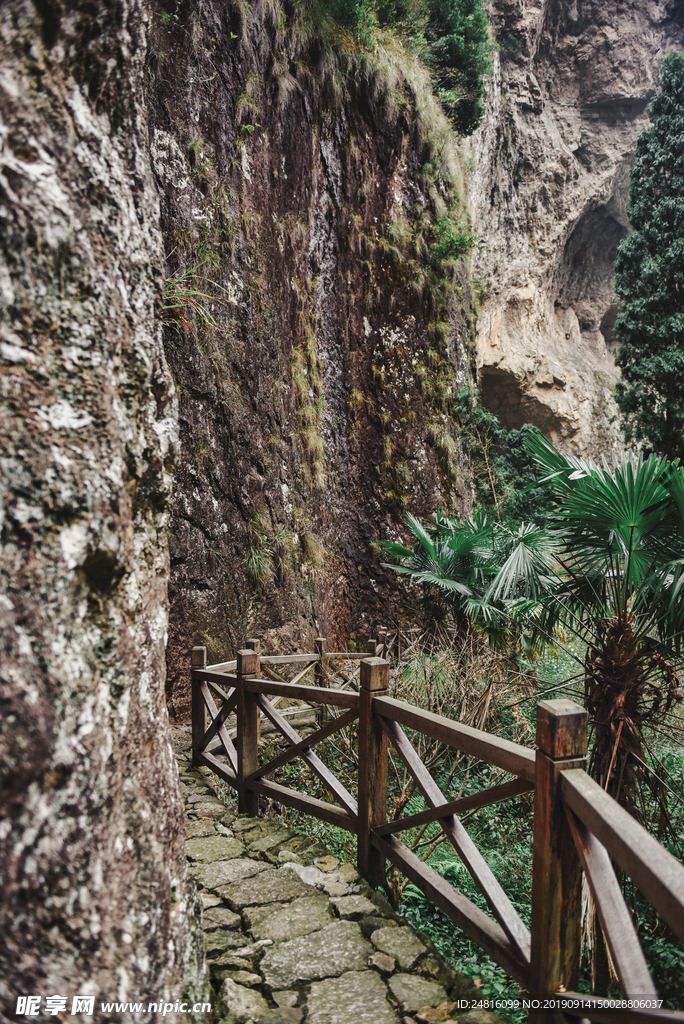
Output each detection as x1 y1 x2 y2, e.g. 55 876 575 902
468 0 684 453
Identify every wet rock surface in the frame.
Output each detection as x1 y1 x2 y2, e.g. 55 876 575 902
174 728 488 1024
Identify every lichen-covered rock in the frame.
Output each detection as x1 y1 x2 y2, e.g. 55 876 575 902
186 836 246 862
218 978 270 1023
332 895 377 920
202 907 242 932
193 857 267 892
0 0 202 1017
371 926 427 971
218 867 316 911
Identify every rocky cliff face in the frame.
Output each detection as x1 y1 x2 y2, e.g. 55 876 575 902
146 4 476 715
467 0 684 453
0 1 206 1014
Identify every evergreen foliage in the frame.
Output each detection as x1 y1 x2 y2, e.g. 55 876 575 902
453 387 554 522
423 0 492 135
613 50 684 461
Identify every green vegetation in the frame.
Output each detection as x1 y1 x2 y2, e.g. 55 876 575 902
382 431 684 820
614 50 684 461
325 0 492 135
161 260 220 331
453 386 554 522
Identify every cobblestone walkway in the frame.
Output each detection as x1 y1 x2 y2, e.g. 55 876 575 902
175 732 489 1024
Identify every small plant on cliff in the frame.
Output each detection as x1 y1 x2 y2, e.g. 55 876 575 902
613 50 684 462
429 214 477 262
162 262 218 330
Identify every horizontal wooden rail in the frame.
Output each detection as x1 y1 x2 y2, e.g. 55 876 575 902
205 659 237 672
244 678 360 709
374 695 536 782
326 652 372 660
246 778 358 832
194 669 238 686
260 654 319 665
561 769 684 943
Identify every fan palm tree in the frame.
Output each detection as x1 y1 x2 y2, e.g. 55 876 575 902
382 431 684 822
516 432 684 822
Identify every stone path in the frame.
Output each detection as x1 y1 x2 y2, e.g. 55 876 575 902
175 732 493 1024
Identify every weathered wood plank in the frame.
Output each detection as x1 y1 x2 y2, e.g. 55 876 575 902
246 778 358 833
205 660 237 672
357 658 389 888
244 678 360 709
236 650 259 816
194 669 238 686
246 709 358 782
191 647 208 759
530 700 587 996
561 769 684 944
290 660 316 687
382 718 530 966
200 681 238 774
564 805 656 997
255 694 358 816
374 696 535 782
373 777 533 837
326 652 371 660
260 654 318 665
200 690 238 752
205 678 236 703
374 834 530 988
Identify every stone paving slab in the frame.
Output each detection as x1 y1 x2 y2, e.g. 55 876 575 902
307 970 400 1024
260 920 372 988
172 727 506 1024
246 896 332 942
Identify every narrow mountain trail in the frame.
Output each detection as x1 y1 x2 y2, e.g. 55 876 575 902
173 728 500 1024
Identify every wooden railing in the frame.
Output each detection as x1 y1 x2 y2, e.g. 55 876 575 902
190 641 684 1022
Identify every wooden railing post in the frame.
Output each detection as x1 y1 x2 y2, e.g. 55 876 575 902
246 640 261 739
377 627 387 660
315 637 328 725
191 646 207 765
366 637 378 656
530 699 588 1002
236 648 260 816
358 657 389 889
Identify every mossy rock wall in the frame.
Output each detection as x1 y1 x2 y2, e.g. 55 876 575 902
147 1 477 714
